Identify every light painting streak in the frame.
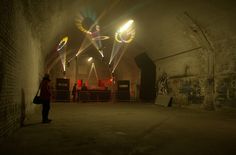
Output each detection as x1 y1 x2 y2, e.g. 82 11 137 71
61 53 66 71
57 36 69 72
75 3 121 58
76 36 92 57
111 44 128 73
109 19 135 73
92 36 110 41
118 20 134 33
109 41 122 64
87 63 99 83
115 20 135 43
57 37 68 51
86 24 105 58
88 57 93 62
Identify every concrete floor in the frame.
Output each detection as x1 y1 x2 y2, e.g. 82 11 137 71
1 102 236 155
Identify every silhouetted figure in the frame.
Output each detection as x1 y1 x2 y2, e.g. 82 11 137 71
72 83 77 102
81 83 87 91
40 74 52 123
80 83 88 102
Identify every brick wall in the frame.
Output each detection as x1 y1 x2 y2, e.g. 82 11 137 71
0 0 20 138
0 0 43 138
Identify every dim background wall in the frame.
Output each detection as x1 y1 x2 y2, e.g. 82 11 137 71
115 57 140 99
152 1 236 107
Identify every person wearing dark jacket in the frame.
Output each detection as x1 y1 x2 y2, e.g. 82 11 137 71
72 83 77 102
40 74 52 123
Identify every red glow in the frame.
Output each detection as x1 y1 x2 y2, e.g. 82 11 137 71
77 80 83 87
97 79 113 87
98 80 105 87
85 81 88 87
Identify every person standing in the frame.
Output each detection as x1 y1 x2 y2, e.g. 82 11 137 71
40 73 52 123
80 83 88 102
72 83 77 102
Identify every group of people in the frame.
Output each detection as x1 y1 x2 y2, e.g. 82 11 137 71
72 83 87 102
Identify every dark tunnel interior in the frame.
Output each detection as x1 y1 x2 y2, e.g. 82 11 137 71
1 0 236 154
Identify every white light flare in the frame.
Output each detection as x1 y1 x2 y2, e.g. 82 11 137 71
88 57 93 62
115 19 135 43
118 20 134 33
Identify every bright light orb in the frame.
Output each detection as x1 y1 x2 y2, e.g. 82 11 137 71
115 20 135 43
118 20 134 33
115 31 135 43
57 36 68 51
88 57 93 62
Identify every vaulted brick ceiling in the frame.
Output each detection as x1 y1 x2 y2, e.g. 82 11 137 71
20 0 236 69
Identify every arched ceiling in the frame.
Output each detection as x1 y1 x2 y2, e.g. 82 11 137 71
21 0 236 68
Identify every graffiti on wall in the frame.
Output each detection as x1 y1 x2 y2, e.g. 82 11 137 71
157 72 168 95
179 79 204 104
215 77 236 105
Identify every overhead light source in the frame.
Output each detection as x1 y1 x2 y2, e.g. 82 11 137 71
109 19 135 74
118 20 134 33
115 19 135 43
88 57 93 62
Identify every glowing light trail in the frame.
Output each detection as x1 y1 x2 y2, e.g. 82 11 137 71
57 37 68 51
88 57 93 62
87 62 98 82
75 5 117 58
118 20 134 33
115 19 135 43
111 45 128 73
109 19 135 73
92 36 110 41
76 36 92 57
57 36 69 72
109 41 122 64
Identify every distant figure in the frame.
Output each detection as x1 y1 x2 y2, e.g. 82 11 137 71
80 83 88 102
72 83 77 102
81 83 87 91
40 73 52 123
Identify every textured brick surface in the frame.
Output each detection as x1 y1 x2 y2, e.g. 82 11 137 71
0 0 20 137
0 0 43 138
